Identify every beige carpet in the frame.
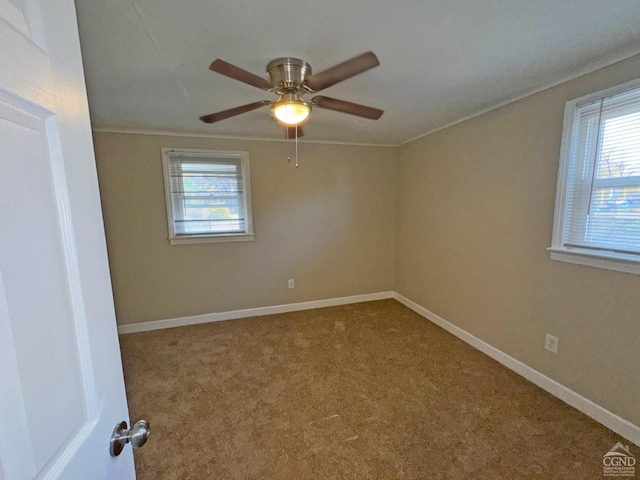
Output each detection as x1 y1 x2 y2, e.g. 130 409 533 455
120 299 626 479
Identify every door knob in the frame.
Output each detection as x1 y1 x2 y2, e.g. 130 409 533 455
110 419 150 457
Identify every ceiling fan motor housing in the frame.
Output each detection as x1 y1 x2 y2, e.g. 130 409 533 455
266 58 312 92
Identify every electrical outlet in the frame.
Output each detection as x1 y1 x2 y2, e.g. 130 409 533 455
288 279 295 289
544 333 559 354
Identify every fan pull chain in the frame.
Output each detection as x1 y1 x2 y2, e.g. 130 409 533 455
284 125 300 167
295 125 299 168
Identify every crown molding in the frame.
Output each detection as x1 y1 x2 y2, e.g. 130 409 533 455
91 128 396 148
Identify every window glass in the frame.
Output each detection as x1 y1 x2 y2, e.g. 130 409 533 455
162 149 254 244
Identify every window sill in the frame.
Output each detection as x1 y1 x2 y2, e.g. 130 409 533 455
168 233 255 245
547 247 640 275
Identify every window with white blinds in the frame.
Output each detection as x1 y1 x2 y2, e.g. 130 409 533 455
161 148 254 244
550 78 640 274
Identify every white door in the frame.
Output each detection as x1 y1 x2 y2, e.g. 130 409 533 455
0 1 137 479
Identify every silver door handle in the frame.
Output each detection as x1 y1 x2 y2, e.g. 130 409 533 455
110 419 150 457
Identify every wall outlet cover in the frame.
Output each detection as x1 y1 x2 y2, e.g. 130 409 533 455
545 333 559 354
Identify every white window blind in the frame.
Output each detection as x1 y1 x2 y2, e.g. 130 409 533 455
551 79 640 272
162 149 254 244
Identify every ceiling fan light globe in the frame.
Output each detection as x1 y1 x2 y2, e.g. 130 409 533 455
272 102 310 125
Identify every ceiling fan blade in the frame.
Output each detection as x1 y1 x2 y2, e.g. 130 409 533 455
313 96 383 120
199 100 271 124
305 51 379 92
209 59 271 90
286 125 304 138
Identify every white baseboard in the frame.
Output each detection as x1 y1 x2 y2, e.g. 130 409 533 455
117 291 394 334
392 292 640 447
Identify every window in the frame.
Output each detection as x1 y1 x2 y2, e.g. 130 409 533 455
161 148 254 245
550 78 640 274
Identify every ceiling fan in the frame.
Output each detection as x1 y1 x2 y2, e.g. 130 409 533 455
199 52 384 138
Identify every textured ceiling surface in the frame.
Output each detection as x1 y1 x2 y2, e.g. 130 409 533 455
75 0 640 145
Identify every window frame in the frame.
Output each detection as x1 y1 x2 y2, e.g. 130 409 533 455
161 148 255 245
549 77 640 275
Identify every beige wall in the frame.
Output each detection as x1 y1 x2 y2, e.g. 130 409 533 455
94 133 396 325
395 54 640 426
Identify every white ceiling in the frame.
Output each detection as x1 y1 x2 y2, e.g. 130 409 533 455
75 0 640 146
